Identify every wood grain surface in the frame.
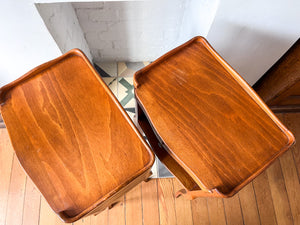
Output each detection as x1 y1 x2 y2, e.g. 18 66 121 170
266 159 293 225
1 112 299 225
0 128 14 225
238 183 260 225
91 208 108 225
141 179 160 225
173 179 193 225
207 198 227 225
253 38 300 112
134 36 295 196
157 178 177 225
22 178 41 225
108 197 125 225
0 49 154 222
5 155 27 225
191 198 210 225
136 103 199 191
223 194 244 225
253 171 278 225
125 184 143 225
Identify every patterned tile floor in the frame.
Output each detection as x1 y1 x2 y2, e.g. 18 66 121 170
95 61 173 178
0 113 4 128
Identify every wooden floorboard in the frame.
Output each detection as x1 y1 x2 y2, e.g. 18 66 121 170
279 150 300 225
282 113 300 225
223 194 244 225
22 178 41 225
125 184 143 225
0 112 299 225
191 197 210 225
207 198 227 225
0 129 14 225
73 216 91 225
108 196 125 225
238 182 261 225
39 197 64 225
91 208 108 225
253 171 278 225
141 179 160 225
283 113 300 177
5 154 27 225
157 178 177 225
173 179 193 225
266 159 293 225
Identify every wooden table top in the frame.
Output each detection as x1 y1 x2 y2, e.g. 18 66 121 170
0 50 154 221
134 37 294 196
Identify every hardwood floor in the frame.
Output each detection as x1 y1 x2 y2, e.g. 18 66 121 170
0 113 299 225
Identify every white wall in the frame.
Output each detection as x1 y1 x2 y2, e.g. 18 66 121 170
179 0 219 43
73 0 219 62
73 0 185 62
36 2 93 61
35 0 144 2
2 0 299 86
207 0 300 85
0 0 61 87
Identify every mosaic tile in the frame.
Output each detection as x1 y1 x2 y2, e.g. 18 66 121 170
0 113 4 128
117 61 150 77
126 62 145 71
94 61 173 179
94 62 117 77
118 67 136 77
157 159 173 177
117 77 135 120
102 77 118 97
117 62 127 75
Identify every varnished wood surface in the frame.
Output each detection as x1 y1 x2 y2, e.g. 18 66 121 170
1 114 299 225
253 38 300 112
134 36 295 196
136 103 199 191
0 50 154 222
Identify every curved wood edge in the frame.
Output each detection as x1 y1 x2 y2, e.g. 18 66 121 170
0 49 77 104
59 169 152 223
0 48 154 170
200 38 295 149
135 95 212 192
133 36 200 89
134 36 295 148
0 49 155 222
133 36 295 198
200 38 296 197
135 100 200 191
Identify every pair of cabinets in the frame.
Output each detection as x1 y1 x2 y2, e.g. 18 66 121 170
0 37 296 222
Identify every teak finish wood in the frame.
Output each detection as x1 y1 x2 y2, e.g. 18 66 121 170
134 36 295 198
0 49 154 222
253 38 300 112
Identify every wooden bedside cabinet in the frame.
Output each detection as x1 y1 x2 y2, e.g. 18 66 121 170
0 49 154 222
134 36 295 199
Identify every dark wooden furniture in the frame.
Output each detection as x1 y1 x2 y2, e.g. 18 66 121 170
0 49 154 222
134 36 295 199
253 38 300 112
